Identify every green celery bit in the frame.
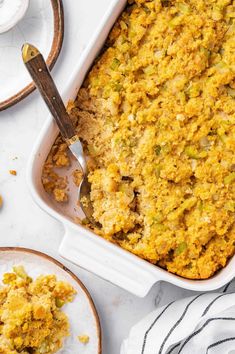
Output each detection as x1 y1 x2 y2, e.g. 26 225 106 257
154 145 161 155
152 213 164 224
169 15 182 27
185 146 207 159
13 265 28 279
198 200 203 212
227 87 235 97
55 298 65 308
200 47 211 58
224 172 235 185
110 58 120 70
224 201 235 212
155 165 161 178
39 341 48 354
178 3 191 13
153 223 167 232
144 65 157 75
175 242 187 255
143 6 151 13
111 82 122 92
81 218 90 225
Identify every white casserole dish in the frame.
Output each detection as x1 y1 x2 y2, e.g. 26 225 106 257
27 0 235 297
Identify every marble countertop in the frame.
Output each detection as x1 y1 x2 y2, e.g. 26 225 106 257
0 1 197 352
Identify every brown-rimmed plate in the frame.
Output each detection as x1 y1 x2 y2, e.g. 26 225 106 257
0 247 102 353
0 0 64 111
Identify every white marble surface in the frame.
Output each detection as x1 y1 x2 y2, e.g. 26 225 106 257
0 1 197 353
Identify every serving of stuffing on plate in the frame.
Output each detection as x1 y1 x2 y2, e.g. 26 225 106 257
42 0 235 280
0 266 76 354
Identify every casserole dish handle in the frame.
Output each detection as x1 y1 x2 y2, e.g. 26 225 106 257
59 225 158 297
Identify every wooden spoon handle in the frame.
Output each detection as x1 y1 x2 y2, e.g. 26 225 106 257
22 43 76 140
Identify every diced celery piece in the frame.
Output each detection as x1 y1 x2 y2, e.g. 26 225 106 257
155 164 161 178
169 16 183 27
154 145 161 155
227 87 235 97
225 201 235 212
200 47 211 58
224 172 235 185
217 128 227 144
110 58 120 71
39 341 48 353
217 0 231 9
143 6 151 13
143 65 157 75
175 242 187 255
185 146 207 159
112 82 122 92
153 223 167 232
178 3 190 14
185 146 198 159
152 213 164 224
168 197 197 221
13 266 28 279
55 298 65 308
212 6 223 21
198 200 203 212
187 83 201 98
81 218 90 225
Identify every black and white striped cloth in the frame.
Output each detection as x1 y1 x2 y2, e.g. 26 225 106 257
121 282 235 354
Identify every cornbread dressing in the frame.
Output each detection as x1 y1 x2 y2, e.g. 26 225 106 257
0 266 76 353
43 0 235 279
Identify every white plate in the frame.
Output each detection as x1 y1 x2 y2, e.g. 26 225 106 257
0 0 63 110
0 247 101 354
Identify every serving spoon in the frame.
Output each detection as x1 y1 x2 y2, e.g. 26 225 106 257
22 43 98 226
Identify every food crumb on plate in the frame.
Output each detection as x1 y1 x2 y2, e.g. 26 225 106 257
78 335 90 344
0 265 76 354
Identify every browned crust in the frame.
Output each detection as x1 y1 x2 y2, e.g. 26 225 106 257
0 0 64 112
0 246 102 354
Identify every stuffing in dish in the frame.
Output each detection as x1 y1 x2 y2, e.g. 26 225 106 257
0 266 76 353
42 0 235 280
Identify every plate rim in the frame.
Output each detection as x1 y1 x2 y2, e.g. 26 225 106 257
0 246 102 354
0 0 64 112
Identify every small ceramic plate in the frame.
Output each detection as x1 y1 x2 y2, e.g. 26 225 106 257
0 0 63 111
0 247 102 354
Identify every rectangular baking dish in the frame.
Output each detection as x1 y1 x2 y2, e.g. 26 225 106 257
27 0 235 297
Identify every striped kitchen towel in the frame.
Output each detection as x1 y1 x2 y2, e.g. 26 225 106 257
121 283 235 354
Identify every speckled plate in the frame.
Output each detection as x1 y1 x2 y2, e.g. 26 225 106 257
0 247 102 353
0 0 63 111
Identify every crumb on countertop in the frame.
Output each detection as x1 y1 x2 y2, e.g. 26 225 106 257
9 170 17 176
0 195 3 208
